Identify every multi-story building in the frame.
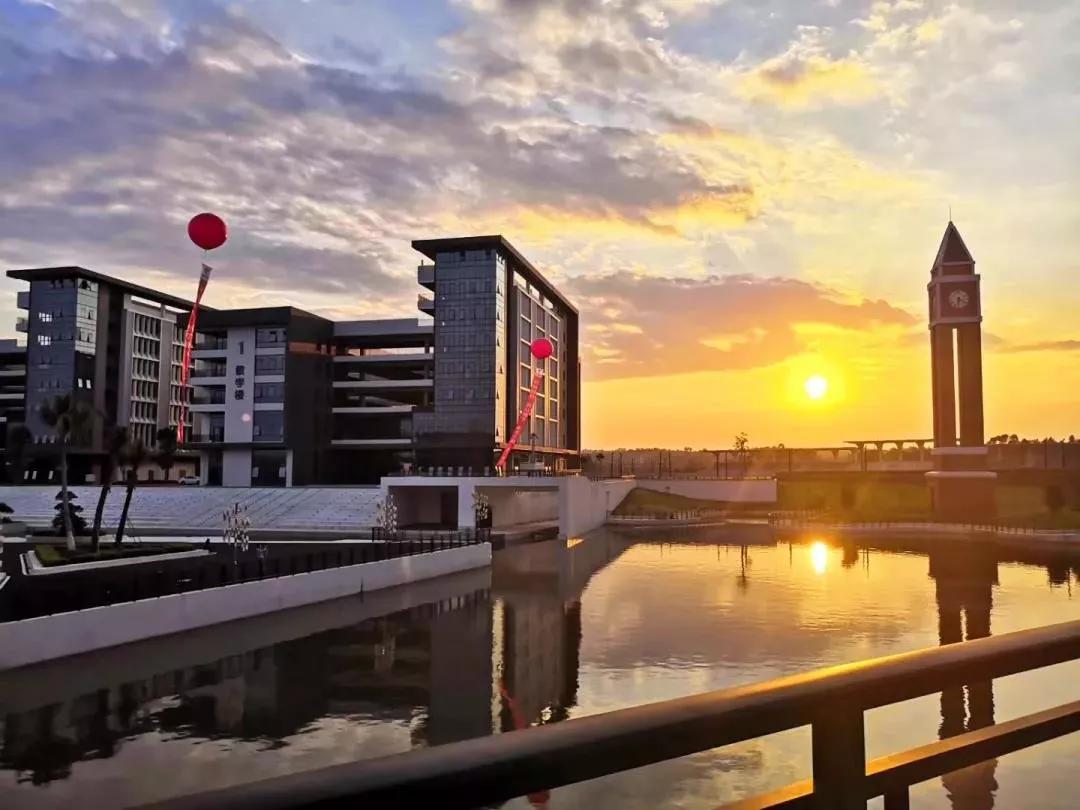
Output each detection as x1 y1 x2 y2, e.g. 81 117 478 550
7 236 580 486
0 338 27 480
6 266 196 481
412 235 581 474
186 307 333 486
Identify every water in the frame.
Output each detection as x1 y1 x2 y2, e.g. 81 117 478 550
2 526 1080 809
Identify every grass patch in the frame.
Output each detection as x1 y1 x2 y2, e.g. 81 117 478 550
613 488 750 517
34 543 195 567
778 479 1080 528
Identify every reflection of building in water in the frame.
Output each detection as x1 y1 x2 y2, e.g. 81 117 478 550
929 545 999 810
492 535 626 730
0 591 490 786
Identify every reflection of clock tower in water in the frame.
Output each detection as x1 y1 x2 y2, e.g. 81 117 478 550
926 221 997 518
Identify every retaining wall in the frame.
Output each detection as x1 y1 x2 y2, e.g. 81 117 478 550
0 543 491 669
633 478 777 503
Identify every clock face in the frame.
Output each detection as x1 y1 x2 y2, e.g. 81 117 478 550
948 289 970 310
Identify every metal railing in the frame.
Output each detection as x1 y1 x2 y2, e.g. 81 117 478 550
152 619 1080 810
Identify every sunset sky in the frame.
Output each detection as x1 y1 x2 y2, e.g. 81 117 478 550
1 0 1078 449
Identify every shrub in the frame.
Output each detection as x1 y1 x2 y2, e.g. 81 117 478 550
53 489 87 536
0 501 12 524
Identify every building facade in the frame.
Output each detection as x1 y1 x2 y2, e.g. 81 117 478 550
187 307 333 487
412 236 581 474
6 267 197 482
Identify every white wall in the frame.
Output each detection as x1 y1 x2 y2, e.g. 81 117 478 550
224 326 256 442
483 488 558 528
0 543 491 669
633 478 777 503
558 477 635 538
222 448 252 486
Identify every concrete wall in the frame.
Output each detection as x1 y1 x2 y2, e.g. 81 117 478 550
0 543 491 669
633 478 777 503
483 487 558 528
222 448 251 487
558 477 635 537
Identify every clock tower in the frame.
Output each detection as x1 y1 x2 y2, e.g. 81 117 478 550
926 221 996 518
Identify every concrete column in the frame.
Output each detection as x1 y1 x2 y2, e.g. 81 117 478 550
956 324 984 447
931 326 956 447
457 482 476 530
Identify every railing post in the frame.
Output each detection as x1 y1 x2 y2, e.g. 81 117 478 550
811 705 865 809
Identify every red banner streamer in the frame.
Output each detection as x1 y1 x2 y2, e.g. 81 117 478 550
177 263 213 442
495 372 544 471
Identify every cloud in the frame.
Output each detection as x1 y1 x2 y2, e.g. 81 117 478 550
1000 340 1080 353
566 271 916 380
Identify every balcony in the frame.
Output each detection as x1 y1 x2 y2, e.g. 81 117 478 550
15 318 27 333
191 389 226 405
418 264 435 290
186 428 225 444
16 291 29 310
194 335 227 351
191 363 227 378
418 294 435 315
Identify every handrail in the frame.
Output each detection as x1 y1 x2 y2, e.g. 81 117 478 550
143 618 1080 810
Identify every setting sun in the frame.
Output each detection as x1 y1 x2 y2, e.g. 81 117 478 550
804 374 828 400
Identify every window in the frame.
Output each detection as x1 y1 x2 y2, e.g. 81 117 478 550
254 382 285 403
37 335 51 346
256 327 286 346
38 312 52 323
255 354 285 374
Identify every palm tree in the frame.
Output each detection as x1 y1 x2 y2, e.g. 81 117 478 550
114 439 148 547
5 423 32 485
154 426 178 482
90 426 128 553
39 394 94 551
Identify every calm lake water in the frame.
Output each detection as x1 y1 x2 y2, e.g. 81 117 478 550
2 526 1080 809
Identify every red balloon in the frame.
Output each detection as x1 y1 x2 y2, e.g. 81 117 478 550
531 338 553 360
187 213 227 251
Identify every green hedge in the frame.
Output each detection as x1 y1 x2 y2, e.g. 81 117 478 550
34 543 195 567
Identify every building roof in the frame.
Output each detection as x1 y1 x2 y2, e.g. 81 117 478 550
6 266 202 311
411 235 578 314
932 221 974 269
193 306 328 329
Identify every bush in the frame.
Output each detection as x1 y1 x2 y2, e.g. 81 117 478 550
52 489 87 536
34 542 193 567
0 501 12 524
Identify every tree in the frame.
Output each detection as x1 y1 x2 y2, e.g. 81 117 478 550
6 423 32 485
1045 485 1065 514
733 432 750 454
114 440 148 546
90 426 128 553
52 489 87 537
39 394 94 551
154 426 178 482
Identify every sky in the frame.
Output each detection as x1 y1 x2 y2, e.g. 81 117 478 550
1 0 1078 449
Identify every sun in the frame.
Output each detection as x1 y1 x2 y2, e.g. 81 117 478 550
804 374 828 400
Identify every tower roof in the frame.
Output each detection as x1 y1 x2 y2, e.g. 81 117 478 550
932 221 974 269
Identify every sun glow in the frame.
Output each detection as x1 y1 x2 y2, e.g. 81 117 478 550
810 541 828 575
804 374 828 400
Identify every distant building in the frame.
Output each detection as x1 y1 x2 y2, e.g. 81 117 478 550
0 338 27 479
6 266 198 482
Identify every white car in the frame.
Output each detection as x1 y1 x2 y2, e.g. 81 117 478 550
178 475 200 486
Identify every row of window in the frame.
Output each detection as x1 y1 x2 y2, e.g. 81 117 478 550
130 400 157 422
42 278 97 291
132 379 158 401
36 328 96 345
436 249 495 264
131 313 162 338
131 335 160 359
132 357 160 380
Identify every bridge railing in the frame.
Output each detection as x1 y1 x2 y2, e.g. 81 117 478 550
148 618 1080 810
